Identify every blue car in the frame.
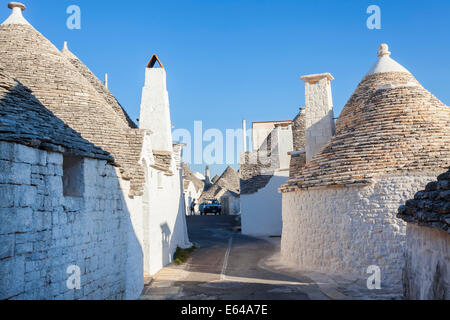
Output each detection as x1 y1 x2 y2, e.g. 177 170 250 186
199 199 222 215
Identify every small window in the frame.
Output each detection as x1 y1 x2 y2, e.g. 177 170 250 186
63 155 84 197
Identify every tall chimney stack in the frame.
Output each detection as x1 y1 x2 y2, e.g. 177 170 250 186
242 120 247 153
139 54 173 152
205 166 211 186
104 73 108 89
300 73 335 163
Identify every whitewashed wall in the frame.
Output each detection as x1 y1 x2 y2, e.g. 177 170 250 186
145 167 191 275
403 224 449 300
281 175 436 290
241 172 289 237
184 182 201 216
0 141 142 300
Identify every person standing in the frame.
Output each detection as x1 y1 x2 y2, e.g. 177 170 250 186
190 201 196 216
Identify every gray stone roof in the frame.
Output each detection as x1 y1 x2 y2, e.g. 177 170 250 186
0 16 146 196
183 163 204 193
0 67 111 160
152 150 173 175
240 175 273 195
200 166 240 201
281 71 450 192
211 175 220 184
398 168 450 233
292 108 306 151
61 44 138 129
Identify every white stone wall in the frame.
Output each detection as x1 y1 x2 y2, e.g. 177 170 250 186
403 224 449 300
271 126 293 170
184 182 201 215
241 171 289 237
0 141 142 300
281 175 436 289
145 167 191 276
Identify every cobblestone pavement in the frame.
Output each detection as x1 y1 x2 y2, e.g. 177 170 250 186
140 216 403 300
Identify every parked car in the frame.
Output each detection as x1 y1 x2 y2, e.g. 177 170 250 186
199 199 222 215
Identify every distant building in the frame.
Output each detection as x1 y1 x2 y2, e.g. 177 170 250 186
199 166 240 215
240 119 296 236
280 44 450 290
398 168 450 300
183 164 205 215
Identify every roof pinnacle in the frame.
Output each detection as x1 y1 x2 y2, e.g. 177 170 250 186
2 2 30 26
377 43 391 57
8 2 26 11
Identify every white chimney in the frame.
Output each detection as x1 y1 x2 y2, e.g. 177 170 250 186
205 166 211 186
104 73 108 89
139 54 173 152
242 120 247 153
300 73 335 163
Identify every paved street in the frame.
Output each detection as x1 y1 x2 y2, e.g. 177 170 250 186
140 215 328 300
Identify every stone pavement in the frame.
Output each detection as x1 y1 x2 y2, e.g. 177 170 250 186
140 216 403 300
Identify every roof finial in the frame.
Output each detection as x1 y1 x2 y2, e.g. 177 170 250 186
63 41 68 51
2 2 30 26
377 43 391 57
8 2 26 11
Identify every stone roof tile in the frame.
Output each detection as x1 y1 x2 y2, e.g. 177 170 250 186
398 167 450 233
0 14 145 196
282 45 450 192
0 67 112 160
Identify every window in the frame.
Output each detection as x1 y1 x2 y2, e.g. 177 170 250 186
63 155 84 197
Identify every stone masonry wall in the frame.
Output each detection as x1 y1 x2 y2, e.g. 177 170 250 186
281 174 436 290
0 141 139 300
303 77 335 163
403 224 449 300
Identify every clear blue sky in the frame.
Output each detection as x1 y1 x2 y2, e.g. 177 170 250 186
2 0 449 177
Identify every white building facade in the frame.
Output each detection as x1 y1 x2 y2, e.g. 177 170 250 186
0 3 190 300
280 44 450 290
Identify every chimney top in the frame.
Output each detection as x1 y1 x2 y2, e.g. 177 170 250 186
8 2 26 11
301 73 334 84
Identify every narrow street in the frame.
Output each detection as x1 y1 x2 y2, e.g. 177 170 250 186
140 216 328 300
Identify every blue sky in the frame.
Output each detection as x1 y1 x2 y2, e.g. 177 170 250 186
2 0 449 177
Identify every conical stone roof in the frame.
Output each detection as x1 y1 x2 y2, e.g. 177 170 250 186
282 44 450 191
183 163 205 192
0 3 145 196
200 166 240 201
0 67 111 160
61 42 138 129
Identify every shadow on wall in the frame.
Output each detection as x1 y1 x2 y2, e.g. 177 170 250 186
0 82 143 300
160 222 172 267
156 170 191 270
